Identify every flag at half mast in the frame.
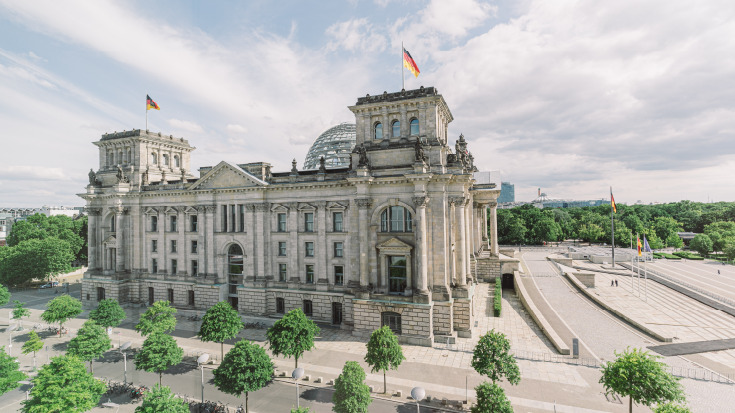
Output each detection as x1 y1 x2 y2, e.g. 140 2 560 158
403 47 420 78
146 95 160 110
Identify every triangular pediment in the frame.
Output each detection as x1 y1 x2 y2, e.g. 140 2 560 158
103 235 117 245
189 161 268 190
376 237 412 251
144 207 158 215
327 201 347 210
184 206 198 214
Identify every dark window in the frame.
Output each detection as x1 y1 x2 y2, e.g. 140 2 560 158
222 205 228 232
151 215 158 232
304 213 314 232
230 205 236 232
228 244 244 286
388 256 407 294
171 240 177 253
332 302 343 325
334 266 344 286
303 300 313 316
170 215 177 232
277 213 286 232
305 265 314 284
374 122 383 139
392 120 400 137
190 215 198 232
168 288 174 303
86 293 90 301
278 241 287 256
239 205 245 232
410 118 419 135
333 212 343 232
334 242 343 258
110 215 116 232
148 287 154 305
305 242 314 257
188 290 195 306
279 263 287 282
151 240 157 253
191 240 198 254
171 259 177 275
97 287 105 302
382 312 401 334
191 260 198 276
276 297 285 314
152 258 158 273
381 206 412 232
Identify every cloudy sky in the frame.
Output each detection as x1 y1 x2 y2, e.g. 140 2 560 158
1 0 733 207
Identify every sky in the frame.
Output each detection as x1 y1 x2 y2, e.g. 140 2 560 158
0 0 733 207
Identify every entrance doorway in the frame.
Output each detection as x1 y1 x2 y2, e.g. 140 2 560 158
229 296 239 311
501 273 514 289
332 302 343 325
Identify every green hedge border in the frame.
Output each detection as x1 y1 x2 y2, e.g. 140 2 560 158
494 276 502 317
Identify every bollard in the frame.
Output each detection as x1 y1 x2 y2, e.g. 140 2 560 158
316 377 322 383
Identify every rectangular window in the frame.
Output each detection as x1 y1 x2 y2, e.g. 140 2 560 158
191 240 198 254
222 205 228 232
277 213 287 232
97 287 105 302
151 240 158 253
171 259 177 275
303 300 313 316
191 260 198 276
278 241 287 256
279 263 287 282
305 264 314 284
170 215 177 232
239 205 245 232
276 297 285 314
230 205 236 232
334 266 344 286
388 256 407 294
190 215 198 232
305 242 314 257
304 212 314 232
151 216 158 232
168 288 174 303
171 240 177 253
188 290 195 306
152 258 158 273
148 287 154 305
333 212 343 232
334 242 343 258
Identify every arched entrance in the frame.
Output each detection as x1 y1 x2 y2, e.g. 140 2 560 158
227 244 243 310
501 273 514 290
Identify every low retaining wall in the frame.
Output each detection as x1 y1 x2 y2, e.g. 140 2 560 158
513 271 571 355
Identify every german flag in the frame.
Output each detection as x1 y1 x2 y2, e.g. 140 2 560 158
146 95 160 110
637 236 642 256
610 188 617 213
403 47 420 78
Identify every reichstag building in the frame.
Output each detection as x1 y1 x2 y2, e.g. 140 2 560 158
79 87 505 346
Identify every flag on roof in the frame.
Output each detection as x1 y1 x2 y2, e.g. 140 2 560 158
146 95 160 110
403 47 420 78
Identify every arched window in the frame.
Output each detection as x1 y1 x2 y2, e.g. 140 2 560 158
163 154 169 166
107 151 114 166
380 206 412 232
381 311 401 334
174 155 180 168
374 122 383 140
126 149 132 164
410 118 419 135
228 244 244 285
151 152 158 165
392 120 400 138
117 150 122 165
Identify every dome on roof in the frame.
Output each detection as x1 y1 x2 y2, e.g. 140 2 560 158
303 123 356 170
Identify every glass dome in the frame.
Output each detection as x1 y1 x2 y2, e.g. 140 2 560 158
303 123 356 170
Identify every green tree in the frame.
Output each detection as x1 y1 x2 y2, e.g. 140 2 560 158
665 233 684 249
266 308 320 368
135 300 177 336
135 332 183 386
12 300 31 328
21 330 44 369
0 346 26 395
0 283 9 307
67 320 111 373
135 384 189 413
654 403 692 413
689 234 713 256
578 223 604 245
89 298 127 328
41 294 82 337
7 214 85 260
0 238 74 286
723 237 735 262
471 382 513 413
213 340 273 413
600 348 685 413
332 361 372 413
364 325 405 394
21 355 105 413
651 217 682 245
471 330 520 385
198 301 244 361
497 210 527 245
533 218 562 244
290 408 311 413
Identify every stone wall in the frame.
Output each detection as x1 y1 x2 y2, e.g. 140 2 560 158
352 299 433 346
453 297 473 338
476 257 500 282
432 301 453 335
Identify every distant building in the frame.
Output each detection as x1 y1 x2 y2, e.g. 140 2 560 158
0 213 14 241
0 207 39 218
40 206 80 218
498 182 515 203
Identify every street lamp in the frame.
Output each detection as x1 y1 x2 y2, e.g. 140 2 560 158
292 367 304 409
197 353 210 404
120 342 132 384
8 324 16 356
411 387 425 413
18 380 33 401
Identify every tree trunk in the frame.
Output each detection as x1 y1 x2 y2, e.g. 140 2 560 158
221 341 224 361
383 370 387 394
246 391 249 413
629 395 632 413
90 360 93 374
295 355 298 369
159 372 163 386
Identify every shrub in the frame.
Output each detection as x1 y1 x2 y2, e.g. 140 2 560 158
493 277 502 317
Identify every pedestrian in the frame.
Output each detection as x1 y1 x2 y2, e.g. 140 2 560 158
615 279 618 287
611 280 614 287
718 270 721 275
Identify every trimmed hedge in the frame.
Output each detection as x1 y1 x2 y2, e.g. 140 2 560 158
672 251 705 260
493 277 502 317
657 252 681 260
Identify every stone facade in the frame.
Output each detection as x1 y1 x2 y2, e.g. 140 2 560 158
79 87 501 347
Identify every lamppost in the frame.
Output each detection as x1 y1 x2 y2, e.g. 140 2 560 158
197 353 210 404
292 367 304 409
18 380 33 401
7 324 15 356
411 387 425 413
120 341 132 384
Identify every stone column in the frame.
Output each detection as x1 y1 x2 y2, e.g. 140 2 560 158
197 206 207 276
481 203 489 247
114 206 126 272
356 198 372 289
86 208 101 271
204 205 216 276
316 201 327 283
464 199 472 282
178 208 185 275
489 201 499 256
254 203 268 280
453 197 467 287
288 203 298 282
412 196 430 296
244 204 256 279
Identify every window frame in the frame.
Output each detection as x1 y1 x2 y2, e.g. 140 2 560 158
191 259 198 276
334 242 343 258
374 122 383 140
334 265 344 286
171 239 177 253
410 118 419 135
382 311 402 335
278 263 287 282
151 258 158 273
304 212 314 232
303 300 313 316
305 241 314 257
392 120 400 138
151 215 158 232
305 264 314 284
169 215 177 232
277 213 287 232
191 240 198 254
171 259 178 275
333 211 343 232
190 215 198 232
380 206 413 232
276 297 285 314
151 239 158 253
278 241 287 256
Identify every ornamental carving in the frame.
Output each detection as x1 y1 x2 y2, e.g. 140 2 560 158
412 196 429 208
203 205 217 213
355 198 372 209
487 201 498 208
253 203 270 212
85 207 102 216
449 196 467 206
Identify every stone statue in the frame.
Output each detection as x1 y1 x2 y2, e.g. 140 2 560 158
142 169 149 185
414 139 427 163
356 144 370 168
88 169 96 185
160 170 167 184
115 165 128 184
180 168 187 182
291 159 298 174
319 156 326 172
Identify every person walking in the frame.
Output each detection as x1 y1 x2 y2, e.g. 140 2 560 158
615 279 618 287
611 280 615 287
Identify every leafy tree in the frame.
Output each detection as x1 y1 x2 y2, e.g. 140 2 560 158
471 382 513 413
67 320 111 373
364 325 405 394
12 300 31 327
654 403 692 413
135 384 189 413
41 294 82 337
0 346 25 395
290 408 311 413
198 301 244 361
0 283 9 306
7 214 85 260
689 234 713 256
0 238 74 285
21 330 44 368
89 298 127 328
578 223 604 245
533 218 562 244
651 217 682 245
497 210 526 245
332 361 372 413
600 348 685 413
135 300 177 336
21 355 105 413
213 340 273 413
471 330 520 385
266 308 320 368
665 233 684 249
135 332 183 386
723 237 735 262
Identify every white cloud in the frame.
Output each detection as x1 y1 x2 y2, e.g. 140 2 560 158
226 124 247 134
0 165 68 181
168 118 204 133
325 18 387 52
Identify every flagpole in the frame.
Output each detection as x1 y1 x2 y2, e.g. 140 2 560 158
145 94 148 131
611 186 615 268
401 41 405 91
